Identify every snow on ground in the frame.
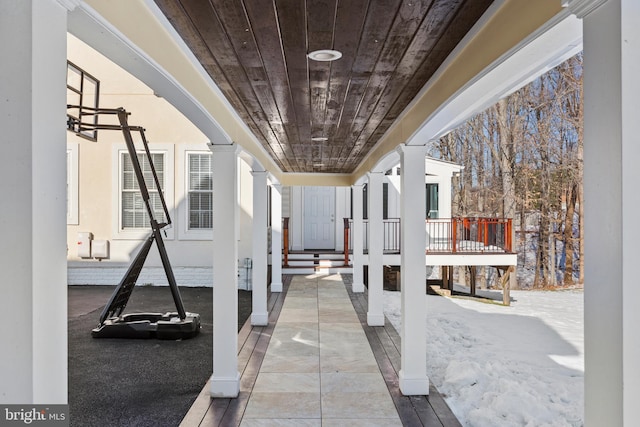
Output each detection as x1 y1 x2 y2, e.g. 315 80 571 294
383 287 584 427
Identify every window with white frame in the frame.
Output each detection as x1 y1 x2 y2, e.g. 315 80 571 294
121 151 166 229
426 183 439 219
187 152 213 229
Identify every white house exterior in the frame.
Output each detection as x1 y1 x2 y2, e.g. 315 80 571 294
66 36 482 289
66 34 259 288
2 1 639 425
282 159 461 254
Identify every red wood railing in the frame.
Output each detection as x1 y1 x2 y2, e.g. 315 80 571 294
426 217 513 253
343 217 513 255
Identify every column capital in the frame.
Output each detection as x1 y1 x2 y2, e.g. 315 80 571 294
396 143 427 156
209 143 241 154
250 170 268 178
56 0 81 11
562 0 608 18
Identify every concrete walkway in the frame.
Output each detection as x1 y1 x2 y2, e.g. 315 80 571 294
181 274 460 426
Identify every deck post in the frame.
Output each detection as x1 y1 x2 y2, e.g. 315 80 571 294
270 184 283 292
469 266 477 296
441 266 448 290
397 144 429 395
251 171 269 325
503 266 513 306
210 143 240 397
483 218 489 246
452 218 457 253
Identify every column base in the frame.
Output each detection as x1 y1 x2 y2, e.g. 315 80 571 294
251 311 269 326
399 370 430 396
352 282 365 293
210 372 240 398
270 281 283 292
367 312 385 326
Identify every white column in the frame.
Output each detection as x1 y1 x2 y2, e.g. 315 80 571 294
210 144 240 397
251 171 269 325
351 184 365 292
270 184 283 292
290 186 304 250
397 144 429 395
572 0 640 424
0 0 68 404
367 172 385 326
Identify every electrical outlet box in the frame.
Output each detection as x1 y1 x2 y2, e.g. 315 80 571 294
77 232 93 258
92 240 109 259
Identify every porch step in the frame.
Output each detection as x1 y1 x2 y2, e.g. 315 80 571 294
427 284 451 297
287 259 346 267
282 251 352 275
282 265 353 275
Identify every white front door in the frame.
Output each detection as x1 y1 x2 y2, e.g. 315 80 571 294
304 186 335 249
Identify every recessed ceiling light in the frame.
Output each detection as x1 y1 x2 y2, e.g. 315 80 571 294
311 136 328 142
307 49 342 62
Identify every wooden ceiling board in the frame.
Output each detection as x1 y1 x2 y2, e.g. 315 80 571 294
243 0 304 170
343 0 492 168
337 0 459 168
153 0 496 174
183 0 300 170
323 0 369 154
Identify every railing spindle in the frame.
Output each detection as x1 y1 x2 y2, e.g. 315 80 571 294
452 218 457 253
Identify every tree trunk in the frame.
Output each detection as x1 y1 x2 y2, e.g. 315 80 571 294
577 89 585 285
495 98 518 288
495 98 517 220
478 265 487 289
549 219 557 287
563 184 577 285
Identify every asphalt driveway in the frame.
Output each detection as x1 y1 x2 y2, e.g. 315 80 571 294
68 285 252 427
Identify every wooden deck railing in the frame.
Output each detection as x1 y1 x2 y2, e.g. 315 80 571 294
345 218 401 254
284 216 513 262
343 217 513 255
426 217 513 253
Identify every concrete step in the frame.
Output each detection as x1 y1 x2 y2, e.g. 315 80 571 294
277 251 351 274
282 265 353 275
287 259 347 267
286 253 346 260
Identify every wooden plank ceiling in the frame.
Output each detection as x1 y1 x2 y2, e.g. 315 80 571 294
154 0 493 174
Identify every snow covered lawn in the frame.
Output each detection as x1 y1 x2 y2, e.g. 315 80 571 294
383 287 584 427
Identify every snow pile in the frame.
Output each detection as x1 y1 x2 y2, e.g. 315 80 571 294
383 288 584 426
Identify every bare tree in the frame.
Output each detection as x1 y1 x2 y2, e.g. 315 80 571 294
430 54 584 288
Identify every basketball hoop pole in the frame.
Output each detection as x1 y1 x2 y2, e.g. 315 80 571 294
67 105 199 339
